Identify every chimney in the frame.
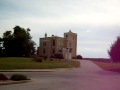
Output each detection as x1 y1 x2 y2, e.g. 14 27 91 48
45 33 47 38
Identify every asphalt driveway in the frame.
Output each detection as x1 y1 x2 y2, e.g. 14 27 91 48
0 60 120 90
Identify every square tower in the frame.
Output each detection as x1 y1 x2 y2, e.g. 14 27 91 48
64 30 77 58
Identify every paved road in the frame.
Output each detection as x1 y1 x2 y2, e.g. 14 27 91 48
0 60 120 90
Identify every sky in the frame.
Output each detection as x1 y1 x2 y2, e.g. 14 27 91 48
0 0 120 58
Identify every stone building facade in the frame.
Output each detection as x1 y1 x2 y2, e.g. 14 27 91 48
38 30 77 58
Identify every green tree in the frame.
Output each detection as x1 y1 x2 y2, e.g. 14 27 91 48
2 26 36 57
108 36 120 62
77 55 83 59
0 37 3 57
2 31 14 56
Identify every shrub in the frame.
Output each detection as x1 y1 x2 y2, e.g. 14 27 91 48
50 58 53 61
54 53 63 59
77 55 83 59
33 56 43 62
50 56 55 58
43 56 47 60
10 74 28 81
36 58 42 62
72 57 77 59
33 54 39 61
108 36 120 62
0 73 8 81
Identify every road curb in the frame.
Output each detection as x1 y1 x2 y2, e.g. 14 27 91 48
0 68 72 72
0 70 54 72
0 80 32 85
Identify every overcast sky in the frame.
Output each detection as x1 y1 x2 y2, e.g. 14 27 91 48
0 0 120 58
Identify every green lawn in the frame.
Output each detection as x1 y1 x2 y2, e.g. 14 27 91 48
92 61 120 72
0 57 80 70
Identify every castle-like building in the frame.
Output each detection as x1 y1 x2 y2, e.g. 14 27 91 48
38 30 77 58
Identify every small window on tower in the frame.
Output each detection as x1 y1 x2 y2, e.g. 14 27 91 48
69 48 72 53
66 35 68 38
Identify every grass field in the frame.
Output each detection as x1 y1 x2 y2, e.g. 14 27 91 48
92 60 120 72
0 57 80 69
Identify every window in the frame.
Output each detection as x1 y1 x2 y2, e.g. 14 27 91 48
52 40 55 46
69 42 71 47
53 49 55 54
43 48 45 54
69 48 72 53
58 49 62 52
43 42 46 46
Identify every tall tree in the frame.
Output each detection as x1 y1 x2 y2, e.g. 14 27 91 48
0 37 3 57
2 31 14 56
108 36 120 62
2 26 36 57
